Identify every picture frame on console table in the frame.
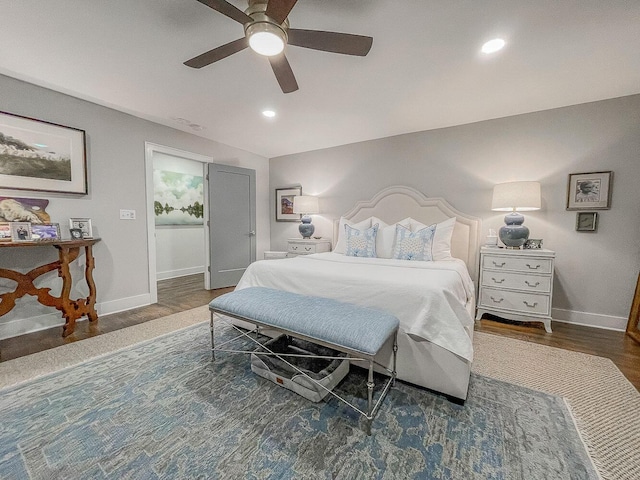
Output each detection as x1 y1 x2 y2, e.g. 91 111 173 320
10 222 32 242
0 222 11 242
275 187 302 222
69 218 93 239
0 111 87 195
566 171 612 210
31 223 61 241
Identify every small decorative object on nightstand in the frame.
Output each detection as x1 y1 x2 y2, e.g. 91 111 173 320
476 246 555 333
292 196 319 238
287 238 331 257
491 181 541 248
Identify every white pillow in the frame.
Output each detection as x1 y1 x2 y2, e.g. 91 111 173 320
371 216 411 259
333 217 372 254
409 217 456 260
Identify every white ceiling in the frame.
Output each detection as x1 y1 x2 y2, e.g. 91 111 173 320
1 1 639 159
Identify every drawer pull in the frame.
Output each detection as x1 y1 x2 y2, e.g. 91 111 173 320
524 280 540 287
305 247 312 251
492 261 506 267
291 246 298 250
491 277 505 284
523 300 538 308
526 263 541 270
490 296 504 304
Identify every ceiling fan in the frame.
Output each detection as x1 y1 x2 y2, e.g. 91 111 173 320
184 0 373 93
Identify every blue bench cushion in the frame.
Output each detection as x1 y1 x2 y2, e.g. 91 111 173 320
209 287 399 356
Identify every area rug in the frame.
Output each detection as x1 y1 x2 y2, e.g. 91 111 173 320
0 322 598 479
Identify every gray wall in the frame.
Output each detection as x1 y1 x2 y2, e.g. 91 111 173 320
0 74 269 338
270 95 640 330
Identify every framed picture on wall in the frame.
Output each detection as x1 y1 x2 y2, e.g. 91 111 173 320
566 171 612 210
275 187 302 222
0 111 87 194
575 212 598 232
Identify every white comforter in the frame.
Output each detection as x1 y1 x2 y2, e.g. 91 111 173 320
235 252 474 361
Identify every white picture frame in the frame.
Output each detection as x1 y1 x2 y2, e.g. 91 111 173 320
566 171 612 210
10 222 32 242
69 217 93 238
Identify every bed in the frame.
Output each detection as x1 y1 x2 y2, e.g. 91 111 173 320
235 185 481 401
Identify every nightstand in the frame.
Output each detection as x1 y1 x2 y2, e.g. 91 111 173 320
287 238 331 257
264 251 289 260
476 247 555 333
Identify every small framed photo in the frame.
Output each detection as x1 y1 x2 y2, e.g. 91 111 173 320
69 218 93 238
566 171 612 210
576 212 598 232
275 187 302 222
10 222 32 242
0 222 11 242
69 228 83 240
31 223 61 241
523 238 543 249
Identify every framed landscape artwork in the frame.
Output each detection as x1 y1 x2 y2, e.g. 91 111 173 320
0 111 87 194
566 171 612 210
153 169 204 226
276 187 301 221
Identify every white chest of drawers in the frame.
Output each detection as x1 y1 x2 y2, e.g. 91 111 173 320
475 247 555 333
287 238 332 257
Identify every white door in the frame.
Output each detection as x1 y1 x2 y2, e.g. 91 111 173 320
208 163 256 289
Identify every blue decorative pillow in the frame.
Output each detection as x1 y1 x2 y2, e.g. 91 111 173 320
392 223 436 261
345 223 379 258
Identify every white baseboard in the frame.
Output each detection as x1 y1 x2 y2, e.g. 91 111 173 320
0 293 152 341
551 307 627 332
156 266 205 281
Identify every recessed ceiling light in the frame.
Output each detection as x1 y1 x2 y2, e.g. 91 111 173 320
262 110 276 118
481 38 506 54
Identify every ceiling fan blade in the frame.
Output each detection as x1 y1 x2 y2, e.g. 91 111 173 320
196 0 253 25
268 53 298 93
265 0 298 25
288 29 373 56
184 37 248 68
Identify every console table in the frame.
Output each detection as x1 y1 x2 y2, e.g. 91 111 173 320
0 238 100 337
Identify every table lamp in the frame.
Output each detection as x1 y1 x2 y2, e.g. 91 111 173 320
491 181 541 248
293 195 319 239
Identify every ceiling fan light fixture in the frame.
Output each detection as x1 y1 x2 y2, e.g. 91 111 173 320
481 38 506 54
246 22 286 56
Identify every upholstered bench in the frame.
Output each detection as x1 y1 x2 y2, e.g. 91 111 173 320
208 287 399 434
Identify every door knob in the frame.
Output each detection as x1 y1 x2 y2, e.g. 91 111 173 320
248 231 256 236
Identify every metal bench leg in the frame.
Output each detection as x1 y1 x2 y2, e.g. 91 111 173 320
392 332 398 386
366 358 375 435
210 312 215 362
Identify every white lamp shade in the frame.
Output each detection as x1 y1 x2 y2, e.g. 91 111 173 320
491 181 541 212
293 195 319 214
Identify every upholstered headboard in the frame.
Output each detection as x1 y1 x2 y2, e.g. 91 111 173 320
333 186 481 280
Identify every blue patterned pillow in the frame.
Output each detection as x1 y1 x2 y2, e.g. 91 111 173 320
345 223 379 258
392 223 436 261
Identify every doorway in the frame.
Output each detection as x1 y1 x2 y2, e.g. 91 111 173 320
144 143 212 304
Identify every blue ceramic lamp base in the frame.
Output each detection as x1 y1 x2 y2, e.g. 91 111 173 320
499 212 529 248
299 215 315 239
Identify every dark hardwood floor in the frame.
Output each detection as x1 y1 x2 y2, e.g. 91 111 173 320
2 274 639 391
0 274 232 362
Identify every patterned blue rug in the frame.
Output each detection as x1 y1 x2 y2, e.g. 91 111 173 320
0 322 598 479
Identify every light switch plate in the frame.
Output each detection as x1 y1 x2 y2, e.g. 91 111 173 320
120 209 136 220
